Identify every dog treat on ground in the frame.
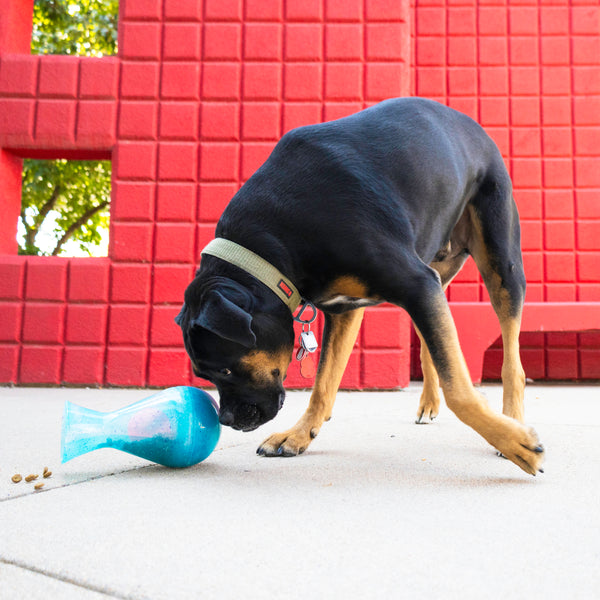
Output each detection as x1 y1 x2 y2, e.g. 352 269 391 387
24 474 38 482
34 482 44 490
43 466 49 475
11 474 22 483
43 470 52 478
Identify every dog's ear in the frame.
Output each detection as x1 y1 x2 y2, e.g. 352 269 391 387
190 290 257 348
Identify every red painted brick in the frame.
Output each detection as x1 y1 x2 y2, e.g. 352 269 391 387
244 24 282 61
0 54 38 96
542 66 571 96
243 63 282 100
0 98 35 144
198 183 237 222
164 0 201 20
578 253 600 282
541 37 570 67
324 102 363 121
245 0 282 21
580 349 600 379
242 102 281 140
22 303 65 343
163 23 202 60
151 305 183 346
120 62 160 99
542 127 572 157
38 56 79 98
63 346 105 385
0 258 25 300
520 220 543 251
448 37 477 67
283 103 322 132
153 264 195 304
118 101 158 140
366 0 406 21
325 25 363 61
35 100 76 145
161 62 201 100
203 63 242 101
416 8 445 36
20 345 62 385
512 158 542 189
122 0 162 20
325 63 363 100
448 68 477 96
416 68 445 97
204 24 242 61
540 7 569 35
120 22 162 60
66 305 108 344
158 142 198 181
509 37 538 67
114 141 157 180
148 348 190 387
543 159 573 189
448 8 476 35
154 223 195 263
109 304 149 345
68 259 110 302
572 37 600 67
544 190 574 220
112 182 155 222
285 0 322 22
575 158 600 188
362 307 408 349
199 143 239 181
510 66 540 95
0 345 19 383
284 64 323 101
0 303 21 342
545 252 575 283
365 63 406 100
205 0 242 21
200 102 239 141
105 347 147 386
362 349 409 389
77 101 117 147
416 37 446 66
510 98 540 127
577 222 600 251
326 0 362 21
574 127 600 156
196 224 217 258
285 24 323 61
544 221 574 251
241 142 276 180
111 263 152 303
547 348 578 379
542 97 571 126
157 183 196 222
511 128 541 157
111 222 154 262
545 284 576 302
25 258 68 301
340 351 361 389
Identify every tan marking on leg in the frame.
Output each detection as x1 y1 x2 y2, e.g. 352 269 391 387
325 276 369 299
257 308 365 456
415 326 441 422
240 349 293 385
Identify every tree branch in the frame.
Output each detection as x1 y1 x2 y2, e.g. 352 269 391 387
52 200 110 256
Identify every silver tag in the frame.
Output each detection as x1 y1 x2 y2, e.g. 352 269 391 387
300 330 318 353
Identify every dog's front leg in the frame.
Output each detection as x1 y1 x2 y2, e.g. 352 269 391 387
257 308 365 457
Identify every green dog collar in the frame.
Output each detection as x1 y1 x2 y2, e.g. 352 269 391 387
201 238 302 314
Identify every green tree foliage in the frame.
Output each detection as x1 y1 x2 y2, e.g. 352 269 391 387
19 0 118 256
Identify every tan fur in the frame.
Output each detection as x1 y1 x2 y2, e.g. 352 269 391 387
241 349 293 385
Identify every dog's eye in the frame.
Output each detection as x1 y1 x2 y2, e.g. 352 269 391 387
219 368 232 377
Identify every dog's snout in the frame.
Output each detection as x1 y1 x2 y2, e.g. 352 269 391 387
219 409 235 427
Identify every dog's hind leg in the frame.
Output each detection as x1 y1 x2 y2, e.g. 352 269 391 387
257 308 365 457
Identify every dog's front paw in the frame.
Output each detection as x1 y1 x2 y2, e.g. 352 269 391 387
415 392 440 424
257 426 319 457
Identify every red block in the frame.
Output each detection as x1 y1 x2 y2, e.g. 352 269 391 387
25 258 68 301
148 348 190 387
416 67 445 97
520 221 542 251
544 190 574 220
109 304 149 345
325 24 363 61
572 37 600 67
164 23 202 60
203 24 242 61
542 97 571 126
340 350 361 389
77 101 117 148
0 258 25 299
158 142 198 181
325 63 363 100
120 22 162 60
245 0 282 21
22 303 65 344
151 305 183 346
105 347 147 386
157 183 196 222
577 222 600 251
542 127 572 157
66 305 108 344
63 346 105 385
243 63 282 100
510 66 540 96
204 0 242 21
118 101 158 140
448 7 476 35
0 98 35 144
244 24 283 61
511 158 542 189
111 222 154 262
578 253 600 282
242 102 280 140
581 349 600 379
122 0 162 20
112 182 155 222
478 7 507 36
284 64 323 101
285 0 322 21
154 223 195 263
541 37 570 67
200 102 239 141
545 252 575 283
203 63 242 101
417 8 445 36
38 56 79 98
575 127 600 156
164 0 202 20
448 67 477 96
366 0 406 21
20 345 62 385
241 142 275 180
0 345 19 383
285 24 323 61
198 183 237 222
35 100 76 145
362 349 409 389
283 103 322 132
0 54 38 96
0 302 21 342
152 264 194 304
199 143 239 181
511 128 541 158
68 259 110 302
479 67 508 96
362 307 407 349
111 263 152 303
542 67 571 95
510 98 540 127
547 348 578 380
161 62 200 100
509 37 538 66
196 224 217 258
324 102 362 121
575 158 600 188
326 0 363 22
540 7 569 35
365 63 406 100
367 23 408 61
543 158 573 189
114 141 157 180
120 62 160 99
416 37 446 67
544 221 574 251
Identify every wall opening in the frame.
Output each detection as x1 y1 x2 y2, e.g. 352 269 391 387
18 158 111 257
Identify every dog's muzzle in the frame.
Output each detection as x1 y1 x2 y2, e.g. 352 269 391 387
218 392 285 432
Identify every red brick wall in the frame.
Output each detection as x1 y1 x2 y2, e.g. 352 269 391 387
0 0 598 388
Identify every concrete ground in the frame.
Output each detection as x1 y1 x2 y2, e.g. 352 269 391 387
0 383 598 600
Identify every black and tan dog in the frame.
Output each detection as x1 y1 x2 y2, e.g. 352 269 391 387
176 97 544 475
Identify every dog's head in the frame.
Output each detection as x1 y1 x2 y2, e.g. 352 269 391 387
176 276 295 432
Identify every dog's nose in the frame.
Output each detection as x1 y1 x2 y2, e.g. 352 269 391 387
278 392 285 410
219 409 235 427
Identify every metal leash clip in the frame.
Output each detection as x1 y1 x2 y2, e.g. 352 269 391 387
294 301 318 361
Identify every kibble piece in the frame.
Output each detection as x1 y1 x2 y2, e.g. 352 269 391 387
24 474 38 482
34 483 44 490
11 474 22 483
43 470 52 478
43 466 49 476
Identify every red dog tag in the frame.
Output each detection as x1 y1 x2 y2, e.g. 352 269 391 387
300 354 316 379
